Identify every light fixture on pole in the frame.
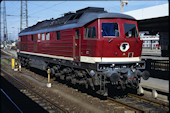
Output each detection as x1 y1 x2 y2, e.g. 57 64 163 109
120 0 128 13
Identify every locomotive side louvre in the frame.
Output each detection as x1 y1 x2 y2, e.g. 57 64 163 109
40 30 74 57
18 7 149 96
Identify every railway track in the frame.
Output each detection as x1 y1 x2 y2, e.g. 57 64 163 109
107 97 145 113
107 93 169 113
128 93 169 110
1 52 169 113
1 68 69 113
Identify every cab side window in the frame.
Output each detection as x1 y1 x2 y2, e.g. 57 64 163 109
76 29 79 39
31 35 34 41
56 31 60 40
42 34 45 40
85 27 96 39
92 27 96 38
46 33 50 40
124 23 138 37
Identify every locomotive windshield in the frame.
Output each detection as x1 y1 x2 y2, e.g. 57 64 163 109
124 23 138 37
102 23 119 37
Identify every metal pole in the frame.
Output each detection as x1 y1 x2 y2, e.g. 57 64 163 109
20 0 22 31
19 64 21 71
26 0 28 27
121 0 123 13
0 1 1 43
20 0 28 31
3 0 8 46
47 69 51 87
3 1 5 44
48 72 50 83
151 40 153 50
11 58 15 69
120 0 128 13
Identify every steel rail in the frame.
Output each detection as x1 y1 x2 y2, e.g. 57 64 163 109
1 68 69 113
128 93 169 110
0 89 23 113
107 97 145 113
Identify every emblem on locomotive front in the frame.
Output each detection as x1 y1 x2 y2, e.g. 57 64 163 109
120 42 130 52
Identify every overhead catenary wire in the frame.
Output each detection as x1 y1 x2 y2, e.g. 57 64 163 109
28 1 66 16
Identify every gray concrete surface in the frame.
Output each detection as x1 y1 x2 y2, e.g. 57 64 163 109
1 49 17 58
141 56 169 60
140 77 169 93
6 49 17 57
142 48 161 56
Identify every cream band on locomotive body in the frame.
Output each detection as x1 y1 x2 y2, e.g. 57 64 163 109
80 56 141 63
20 51 74 61
20 51 141 63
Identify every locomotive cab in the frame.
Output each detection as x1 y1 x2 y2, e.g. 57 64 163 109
82 16 149 95
91 18 149 94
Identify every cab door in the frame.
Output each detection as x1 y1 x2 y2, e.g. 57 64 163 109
101 19 121 57
74 29 80 61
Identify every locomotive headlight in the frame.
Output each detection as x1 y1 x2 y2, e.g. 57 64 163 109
138 63 144 68
90 70 95 76
136 62 145 69
139 63 144 67
111 64 115 67
122 65 126 68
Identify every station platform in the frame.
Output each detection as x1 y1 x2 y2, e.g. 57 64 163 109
1 49 17 58
140 77 169 93
141 56 169 60
142 49 161 56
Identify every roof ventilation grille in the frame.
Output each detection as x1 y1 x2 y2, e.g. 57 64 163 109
76 7 106 13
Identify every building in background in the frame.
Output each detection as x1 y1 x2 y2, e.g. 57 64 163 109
140 31 160 49
124 3 169 56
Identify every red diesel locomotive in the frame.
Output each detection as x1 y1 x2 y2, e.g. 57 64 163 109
18 7 149 96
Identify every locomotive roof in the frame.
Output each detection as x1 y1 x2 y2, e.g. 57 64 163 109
19 7 135 36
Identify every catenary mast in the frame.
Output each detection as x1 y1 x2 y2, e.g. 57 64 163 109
20 0 28 31
3 0 8 45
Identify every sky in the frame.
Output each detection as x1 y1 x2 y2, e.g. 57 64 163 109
0 0 168 41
